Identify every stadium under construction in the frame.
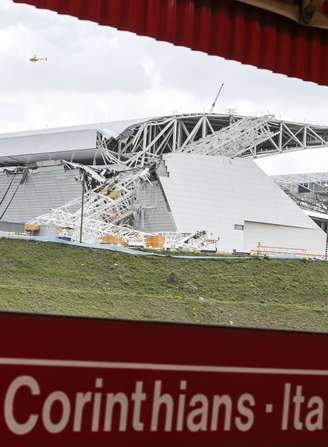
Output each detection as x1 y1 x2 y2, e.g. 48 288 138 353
1 113 328 257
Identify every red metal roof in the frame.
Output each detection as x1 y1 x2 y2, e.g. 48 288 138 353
13 0 328 86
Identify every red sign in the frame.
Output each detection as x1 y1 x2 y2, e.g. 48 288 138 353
0 312 328 446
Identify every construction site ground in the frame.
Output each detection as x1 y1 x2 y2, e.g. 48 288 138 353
1 238 328 333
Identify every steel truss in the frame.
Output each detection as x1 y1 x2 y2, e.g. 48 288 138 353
34 167 152 242
272 172 328 214
181 115 277 157
94 113 328 168
283 192 328 215
273 172 328 193
34 163 217 249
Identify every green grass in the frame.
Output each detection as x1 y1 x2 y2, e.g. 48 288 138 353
1 238 328 332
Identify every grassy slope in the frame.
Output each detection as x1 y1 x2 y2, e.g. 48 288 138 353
1 238 328 332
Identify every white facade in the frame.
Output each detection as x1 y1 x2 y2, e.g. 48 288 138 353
0 118 143 166
243 222 325 255
158 153 326 255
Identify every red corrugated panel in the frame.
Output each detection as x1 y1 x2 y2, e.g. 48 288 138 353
13 0 328 85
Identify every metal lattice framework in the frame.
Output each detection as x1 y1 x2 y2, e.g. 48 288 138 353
181 115 277 157
273 172 328 192
34 167 152 241
33 163 204 247
272 172 328 214
282 192 328 215
94 113 328 168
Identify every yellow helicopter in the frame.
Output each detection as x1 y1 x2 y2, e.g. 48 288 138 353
29 55 47 63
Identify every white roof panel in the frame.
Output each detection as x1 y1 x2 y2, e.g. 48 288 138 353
0 118 145 165
159 153 319 233
158 153 324 252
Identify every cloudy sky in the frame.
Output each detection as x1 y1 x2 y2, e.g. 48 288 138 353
2 0 328 174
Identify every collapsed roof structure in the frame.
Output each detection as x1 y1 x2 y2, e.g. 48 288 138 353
1 113 328 167
0 113 326 256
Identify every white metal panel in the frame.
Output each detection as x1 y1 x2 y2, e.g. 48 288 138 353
135 181 177 233
159 153 325 253
0 129 97 163
0 165 82 223
0 118 144 165
0 117 145 140
244 221 325 255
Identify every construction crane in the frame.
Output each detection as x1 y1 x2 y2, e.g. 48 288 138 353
209 82 224 114
30 55 47 63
